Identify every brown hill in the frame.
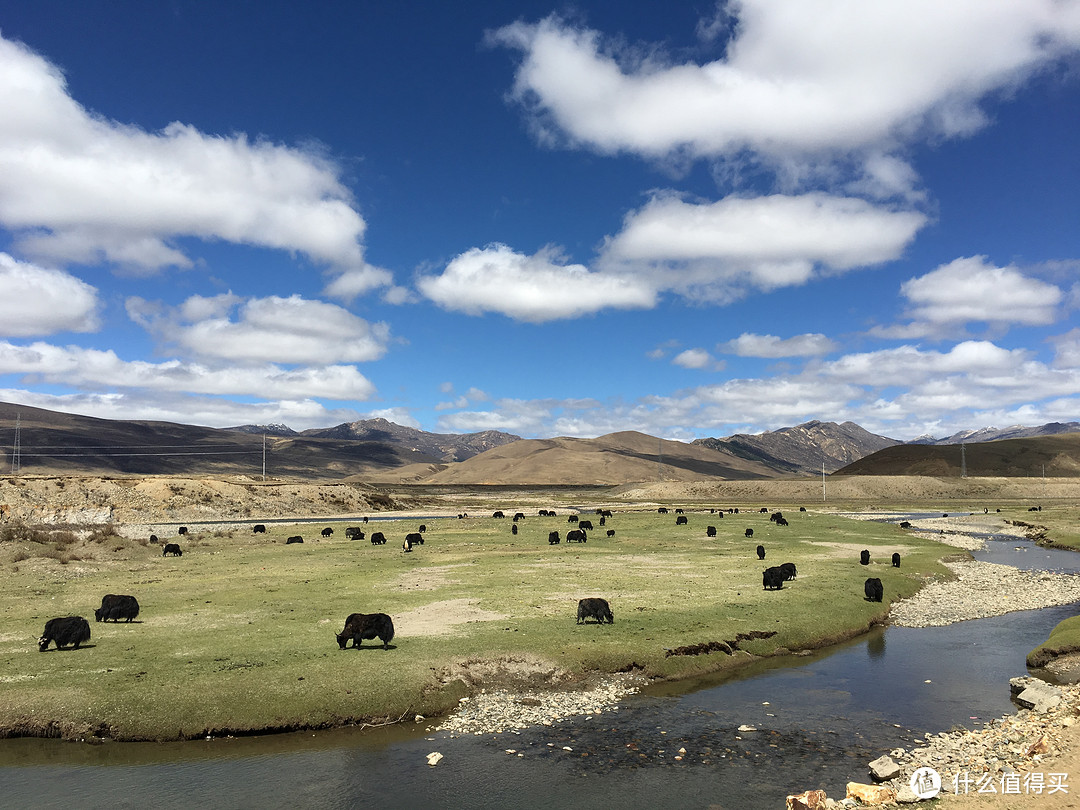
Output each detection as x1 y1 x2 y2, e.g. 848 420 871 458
302 417 519 462
417 431 778 485
834 433 1080 477
0 402 434 480
693 420 899 475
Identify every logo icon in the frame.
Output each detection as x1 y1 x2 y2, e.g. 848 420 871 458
911 767 941 799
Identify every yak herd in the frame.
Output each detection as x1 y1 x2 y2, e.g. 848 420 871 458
35 505 907 656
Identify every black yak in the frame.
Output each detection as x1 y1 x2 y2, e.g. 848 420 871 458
567 529 587 543
706 526 717 537
95 594 139 623
676 515 689 526
865 578 884 602
779 562 797 581
286 536 304 545
252 524 266 534
370 532 387 545
336 613 395 649
162 543 182 557
38 616 91 651
860 549 870 565
548 531 560 545
576 598 614 624
321 528 334 537
756 544 766 560
405 532 424 546
762 567 784 590
745 528 754 538
892 552 901 568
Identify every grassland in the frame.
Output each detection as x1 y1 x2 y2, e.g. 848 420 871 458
0 502 972 742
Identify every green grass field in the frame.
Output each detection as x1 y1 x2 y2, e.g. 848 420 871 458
0 506 961 740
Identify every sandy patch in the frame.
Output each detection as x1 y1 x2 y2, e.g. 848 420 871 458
394 598 509 636
391 563 472 592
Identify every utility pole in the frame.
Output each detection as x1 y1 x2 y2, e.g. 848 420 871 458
262 433 267 481
11 412 20 474
960 443 967 478
822 461 826 502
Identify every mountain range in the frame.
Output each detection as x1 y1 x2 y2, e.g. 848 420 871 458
3 400 1079 482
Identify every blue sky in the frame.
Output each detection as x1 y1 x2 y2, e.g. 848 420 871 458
0 1 1078 442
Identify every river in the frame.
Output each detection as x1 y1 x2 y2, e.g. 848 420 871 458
3 532 1078 809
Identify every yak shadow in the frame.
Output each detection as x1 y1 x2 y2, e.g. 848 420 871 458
341 643 397 651
40 644 97 652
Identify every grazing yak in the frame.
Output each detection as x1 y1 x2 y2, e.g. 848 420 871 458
252 524 266 534
756 545 766 560
149 534 158 544
419 524 427 533
606 529 615 537
860 549 871 565
511 524 518 535
892 553 901 568
492 511 505 519
770 512 784 523
578 520 594 531
286 536 304 545
178 526 188 536
162 543 182 557
567 529 587 543
513 513 525 522
576 598 614 625
779 562 797 581
762 567 785 590
402 536 413 552
706 526 717 537
864 578 884 602
38 616 91 651
745 528 754 538
95 594 139 623
675 515 689 526
370 532 387 545
345 527 364 540
405 532 424 546
568 515 579 523
899 521 912 529
548 531 561 545
657 508 668 514
321 528 334 538
599 516 606 526
336 613 395 650
675 508 684 514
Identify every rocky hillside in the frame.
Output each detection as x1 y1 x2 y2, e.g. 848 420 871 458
909 421 1080 445
693 420 899 475
301 417 520 462
0 475 406 525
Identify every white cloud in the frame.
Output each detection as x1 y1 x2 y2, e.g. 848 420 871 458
672 348 716 369
493 5 1080 161
723 332 838 357
0 341 377 400
134 294 391 365
0 33 388 287
898 256 1063 328
435 386 490 411
417 243 656 322
599 192 927 302
0 252 99 336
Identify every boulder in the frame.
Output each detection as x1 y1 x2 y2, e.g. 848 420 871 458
1015 681 1063 713
786 789 828 810
846 783 896 805
868 754 901 782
